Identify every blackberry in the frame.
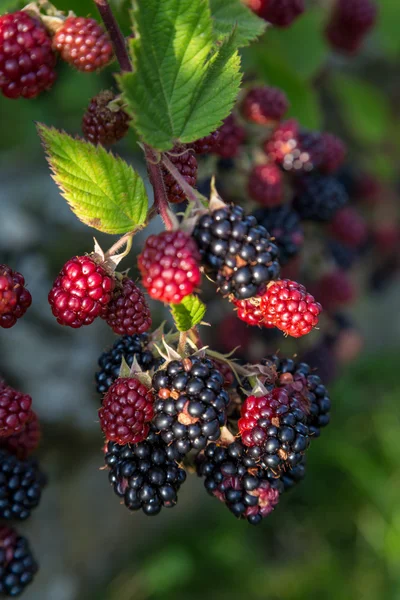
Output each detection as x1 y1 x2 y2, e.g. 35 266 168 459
265 122 324 173
188 131 220 155
196 441 280 525
264 355 331 438
0 450 46 520
268 456 306 493
293 174 348 222
327 240 357 271
241 86 288 124
313 269 356 312
326 0 378 54
0 264 32 329
0 526 38 597
104 430 186 516
247 163 283 207
254 205 304 266
238 388 310 476
82 90 130 146
161 146 198 204
213 114 246 158
152 357 230 456
250 0 305 28
95 333 159 395
320 133 346 175
193 204 280 299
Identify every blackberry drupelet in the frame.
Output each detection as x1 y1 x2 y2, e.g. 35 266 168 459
0 450 46 520
254 205 304 266
293 174 348 222
268 456 306 493
193 204 280 299
95 334 159 395
104 430 186 516
196 441 280 525
0 526 38 597
152 357 230 456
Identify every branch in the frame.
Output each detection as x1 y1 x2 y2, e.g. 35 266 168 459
94 0 132 72
144 146 177 231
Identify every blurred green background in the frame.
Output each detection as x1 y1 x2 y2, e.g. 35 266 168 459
1 0 400 599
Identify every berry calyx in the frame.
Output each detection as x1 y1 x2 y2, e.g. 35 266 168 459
247 163 283 207
0 11 56 99
161 146 198 204
0 526 38 596
213 114 246 158
241 86 288 124
48 255 115 328
82 90 130 146
101 277 152 336
0 385 34 438
52 16 113 72
0 411 41 460
138 230 201 304
0 264 32 329
260 279 322 338
99 377 155 445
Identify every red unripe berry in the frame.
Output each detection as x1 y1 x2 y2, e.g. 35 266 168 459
0 385 33 438
260 279 322 338
101 277 151 336
265 120 324 172
189 131 220 155
0 11 56 99
138 230 201 304
0 411 41 459
329 207 368 248
326 0 378 54
0 265 31 329
214 114 246 158
248 163 283 207
313 270 356 312
239 388 291 447
320 133 346 174
241 86 289 124
48 255 115 328
248 0 305 27
53 16 113 72
82 90 130 146
99 377 154 445
162 146 198 204
232 294 275 328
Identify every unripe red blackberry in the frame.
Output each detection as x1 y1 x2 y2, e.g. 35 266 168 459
162 146 198 204
313 270 356 312
241 86 289 124
99 377 155 445
53 16 113 72
320 133 346 175
0 526 38 596
48 255 115 328
214 114 246 158
247 163 283 207
329 207 368 248
0 264 31 329
248 0 305 27
253 205 304 266
0 11 56 99
188 131 220 155
138 230 201 304
0 412 40 460
231 294 275 328
197 441 280 525
193 203 280 299
326 0 378 54
82 90 130 146
101 277 151 336
260 279 322 338
264 119 299 164
238 387 310 475
211 360 235 388
293 173 348 222
0 385 33 438
152 357 230 456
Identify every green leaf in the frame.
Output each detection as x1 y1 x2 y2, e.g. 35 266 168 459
209 0 267 47
170 295 206 332
37 125 148 234
119 0 241 150
329 73 391 144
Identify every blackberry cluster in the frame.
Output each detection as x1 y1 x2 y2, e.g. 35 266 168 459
0 450 46 521
197 441 280 525
193 204 280 299
95 333 159 395
104 430 186 516
293 174 348 222
265 355 331 438
152 357 230 456
0 526 38 597
254 205 304 265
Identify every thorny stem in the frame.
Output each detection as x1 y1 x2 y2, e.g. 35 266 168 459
178 332 188 356
144 146 176 231
188 326 203 349
93 0 132 73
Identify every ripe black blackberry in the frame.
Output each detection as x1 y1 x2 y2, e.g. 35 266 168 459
196 441 280 525
264 355 331 439
0 450 46 521
104 430 186 516
95 334 159 395
253 205 304 266
293 174 348 222
269 456 306 494
152 357 230 456
193 204 280 299
0 526 38 597
327 240 357 271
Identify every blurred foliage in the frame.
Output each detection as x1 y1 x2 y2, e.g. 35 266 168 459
91 351 400 600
